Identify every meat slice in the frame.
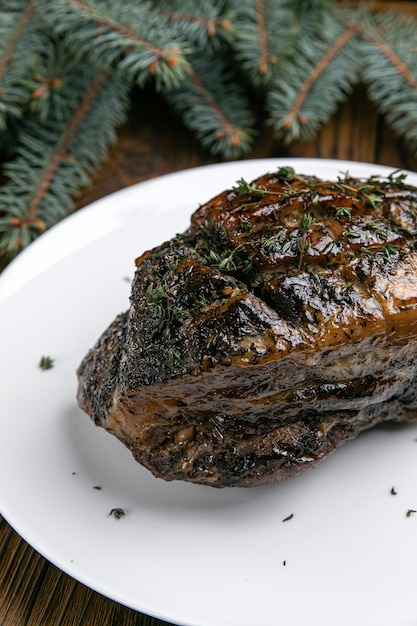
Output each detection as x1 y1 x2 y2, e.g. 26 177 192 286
77 167 417 487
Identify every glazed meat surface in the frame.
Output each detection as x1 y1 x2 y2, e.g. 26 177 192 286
77 166 417 487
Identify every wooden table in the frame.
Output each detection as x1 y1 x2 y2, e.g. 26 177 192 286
2 16 417 625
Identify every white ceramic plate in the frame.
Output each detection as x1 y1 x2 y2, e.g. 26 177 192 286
1 159 417 626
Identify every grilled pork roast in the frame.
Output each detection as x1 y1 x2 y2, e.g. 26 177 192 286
77 166 417 487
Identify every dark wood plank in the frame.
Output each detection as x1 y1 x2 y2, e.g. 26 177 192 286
0 516 173 626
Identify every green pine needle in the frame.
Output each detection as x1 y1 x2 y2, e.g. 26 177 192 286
0 1 48 130
151 0 236 49
163 51 256 158
361 11 417 153
0 68 129 259
266 9 363 142
231 0 295 86
37 0 192 90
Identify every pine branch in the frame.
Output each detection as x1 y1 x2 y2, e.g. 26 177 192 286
230 0 295 86
292 0 335 16
163 52 255 159
266 10 363 141
0 1 35 82
37 0 192 90
361 11 417 153
0 69 130 260
0 1 46 129
152 0 235 49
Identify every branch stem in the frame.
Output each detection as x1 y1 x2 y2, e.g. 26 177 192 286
66 0 179 60
0 1 35 83
190 69 242 147
284 21 361 129
26 72 107 222
255 0 269 75
368 30 417 92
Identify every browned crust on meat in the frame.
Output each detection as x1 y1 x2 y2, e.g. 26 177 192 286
77 167 417 487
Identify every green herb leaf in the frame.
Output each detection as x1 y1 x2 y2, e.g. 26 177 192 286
39 355 54 370
335 207 352 219
381 244 399 262
239 218 254 233
146 282 166 304
232 178 266 199
168 346 181 361
198 294 209 307
366 220 388 239
263 238 277 252
366 194 383 209
276 166 295 182
388 169 408 185
300 212 313 232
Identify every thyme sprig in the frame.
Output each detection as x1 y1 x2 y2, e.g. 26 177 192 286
231 174 309 203
233 166 298 198
300 212 313 233
359 243 403 262
232 177 268 199
388 169 408 186
145 283 166 311
208 248 239 272
145 280 189 339
263 237 278 252
333 180 384 208
208 244 241 271
207 244 253 275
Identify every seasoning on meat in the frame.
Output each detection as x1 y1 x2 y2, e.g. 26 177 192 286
77 167 417 487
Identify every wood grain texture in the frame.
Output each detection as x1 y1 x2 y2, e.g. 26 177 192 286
2 5 417 621
0 516 170 625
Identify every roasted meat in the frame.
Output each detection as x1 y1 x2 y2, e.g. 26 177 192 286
77 166 417 487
